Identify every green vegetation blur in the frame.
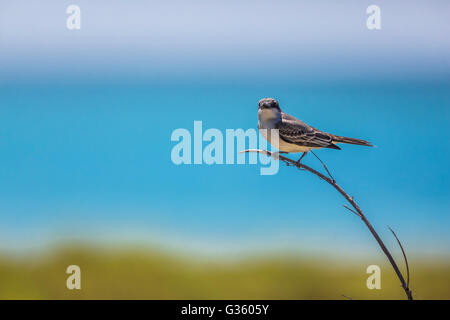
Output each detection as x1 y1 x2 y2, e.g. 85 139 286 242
0 245 449 299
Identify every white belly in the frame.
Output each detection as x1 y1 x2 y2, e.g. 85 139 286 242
259 128 314 153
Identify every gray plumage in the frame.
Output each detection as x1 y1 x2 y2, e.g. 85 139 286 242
276 112 341 150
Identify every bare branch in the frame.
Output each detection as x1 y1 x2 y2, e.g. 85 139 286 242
388 226 410 289
242 149 413 300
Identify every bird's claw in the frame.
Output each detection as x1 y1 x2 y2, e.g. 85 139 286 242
271 152 280 161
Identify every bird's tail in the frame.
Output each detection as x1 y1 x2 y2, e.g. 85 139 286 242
332 135 373 147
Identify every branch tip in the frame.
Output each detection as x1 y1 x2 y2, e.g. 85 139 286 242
388 225 411 290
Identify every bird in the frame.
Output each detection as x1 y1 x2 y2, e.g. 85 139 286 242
257 98 372 163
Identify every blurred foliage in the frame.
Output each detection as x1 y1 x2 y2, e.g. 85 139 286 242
0 245 449 299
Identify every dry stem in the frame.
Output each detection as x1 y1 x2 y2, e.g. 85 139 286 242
243 149 413 300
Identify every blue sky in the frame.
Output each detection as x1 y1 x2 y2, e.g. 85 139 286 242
1 0 449 82
0 1 449 258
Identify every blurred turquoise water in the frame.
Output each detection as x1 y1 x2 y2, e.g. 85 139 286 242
0 79 449 257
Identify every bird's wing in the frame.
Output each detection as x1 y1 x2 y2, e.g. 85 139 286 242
277 112 340 149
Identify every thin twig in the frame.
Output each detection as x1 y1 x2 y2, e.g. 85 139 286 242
311 150 335 182
242 149 413 300
388 226 410 289
343 205 361 218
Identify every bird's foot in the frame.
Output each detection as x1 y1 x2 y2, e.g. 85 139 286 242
271 152 280 161
271 151 288 161
296 152 308 165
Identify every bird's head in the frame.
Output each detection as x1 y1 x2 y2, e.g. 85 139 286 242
258 98 281 111
258 98 282 123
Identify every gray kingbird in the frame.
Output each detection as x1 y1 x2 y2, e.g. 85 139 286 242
258 98 372 163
